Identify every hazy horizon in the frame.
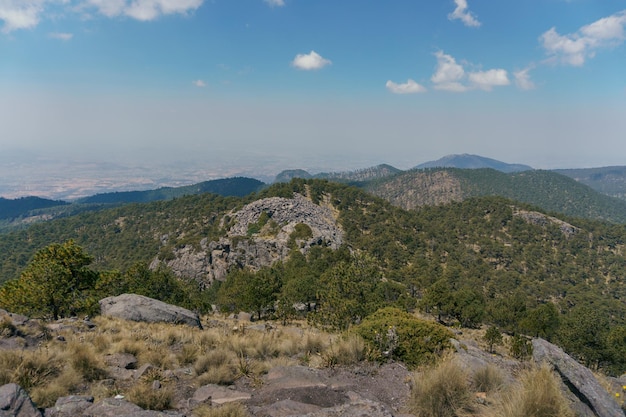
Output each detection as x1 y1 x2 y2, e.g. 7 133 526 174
2 1 626 198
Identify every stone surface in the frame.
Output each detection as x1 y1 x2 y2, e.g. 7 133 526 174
0 383 42 417
81 398 185 417
45 395 94 417
104 353 138 369
99 294 202 329
192 385 252 406
533 338 625 417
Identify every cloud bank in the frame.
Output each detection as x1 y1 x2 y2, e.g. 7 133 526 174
0 0 206 32
540 10 626 66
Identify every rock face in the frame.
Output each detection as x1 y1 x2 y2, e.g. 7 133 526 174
153 193 344 286
0 383 42 417
514 209 580 237
532 338 625 417
99 294 202 329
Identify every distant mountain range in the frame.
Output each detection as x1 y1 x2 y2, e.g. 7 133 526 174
4 155 626 232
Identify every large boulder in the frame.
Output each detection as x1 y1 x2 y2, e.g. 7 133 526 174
0 383 42 417
99 294 202 329
532 338 625 417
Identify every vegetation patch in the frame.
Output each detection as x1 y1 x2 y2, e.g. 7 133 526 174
354 307 452 368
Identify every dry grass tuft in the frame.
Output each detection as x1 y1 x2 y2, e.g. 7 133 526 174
471 365 505 394
127 381 174 411
485 364 574 417
322 334 365 367
409 359 474 417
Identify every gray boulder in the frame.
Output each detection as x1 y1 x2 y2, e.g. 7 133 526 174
45 395 94 417
81 398 185 417
99 294 202 329
532 338 625 417
0 383 42 417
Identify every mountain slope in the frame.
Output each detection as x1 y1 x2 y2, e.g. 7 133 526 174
366 168 626 223
416 154 533 173
0 196 69 220
555 166 626 200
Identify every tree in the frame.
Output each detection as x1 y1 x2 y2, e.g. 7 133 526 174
483 326 503 353
0 240 98 319
520 303 560 340
310 253 383 330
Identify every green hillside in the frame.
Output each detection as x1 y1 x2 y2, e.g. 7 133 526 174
367 168 626 223
0 179 625 373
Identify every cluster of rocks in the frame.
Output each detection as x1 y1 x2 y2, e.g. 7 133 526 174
153 194 344 286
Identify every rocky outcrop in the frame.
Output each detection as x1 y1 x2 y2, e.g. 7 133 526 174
0 383 42 417
153 194 344 286
532 338 625 417
99 294 202 329
514 209 580 237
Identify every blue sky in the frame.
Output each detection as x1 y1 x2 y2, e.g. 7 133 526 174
1 0 626 173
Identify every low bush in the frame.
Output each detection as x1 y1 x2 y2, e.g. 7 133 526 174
354 307 453 368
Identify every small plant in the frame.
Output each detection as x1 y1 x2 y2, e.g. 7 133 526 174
0 316 17 337
509 334 533 360
408 359 474 417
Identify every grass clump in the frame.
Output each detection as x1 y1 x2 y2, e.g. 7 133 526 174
409 360 474 417
127 381 174 411
487 364 574 417
471 365 504 393
322 334 366 367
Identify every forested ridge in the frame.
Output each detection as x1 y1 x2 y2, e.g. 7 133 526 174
0 179 625 374
366 168 626 223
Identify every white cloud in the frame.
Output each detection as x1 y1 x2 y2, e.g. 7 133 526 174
468 69 510 91
0 0 46 33
291 50 331 70
431 51 467 92
192 79 206 87
430 51 509 93
386 79 427 94
540 10 626 66
513 68 535 90
49 31 73 40
448 0 481 28
264 0 285 7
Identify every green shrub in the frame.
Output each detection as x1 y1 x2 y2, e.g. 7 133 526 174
354 307 453 368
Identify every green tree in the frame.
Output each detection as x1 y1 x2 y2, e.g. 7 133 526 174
0 240 98 319
520 303 560 340
483 326 503 353
310 253 383 330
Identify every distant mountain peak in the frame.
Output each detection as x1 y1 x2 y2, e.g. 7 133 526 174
415 154 533 173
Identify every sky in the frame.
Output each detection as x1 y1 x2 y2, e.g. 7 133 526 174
1 0 626 174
